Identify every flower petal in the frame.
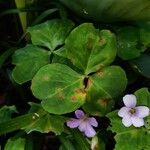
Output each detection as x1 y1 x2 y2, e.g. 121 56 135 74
78 121 87 132
118 107 130 118
135 106 149 118
84 124 96 138
131 116 144 127
75 110 85 119
122 116 132 127
88 117 98 127
123 94 136 108
67 119 81 128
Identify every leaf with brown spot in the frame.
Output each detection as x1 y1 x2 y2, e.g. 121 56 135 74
83 66 127 116
58 92 64 100
31 64 86 114
97 70 104 77
65 23 117 75
43 75 50 81
99 37 106 46
98 98 109 107
75 88 86 95
71 96 77 102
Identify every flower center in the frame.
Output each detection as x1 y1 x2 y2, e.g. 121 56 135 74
82 115 88 121
129 108 136 114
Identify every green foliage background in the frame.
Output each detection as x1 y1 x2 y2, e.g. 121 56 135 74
0 0 150 149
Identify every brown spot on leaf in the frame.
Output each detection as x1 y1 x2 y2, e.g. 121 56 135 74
55 88 64 100
57 90 64 100
75 88 86 95
87 35 95 50
74 88 86 101
99 37 106 46
98 98 109 107
71 96 77 102
58 95 64 100
97 71 104 77
43 75 50 81
96 64 105 73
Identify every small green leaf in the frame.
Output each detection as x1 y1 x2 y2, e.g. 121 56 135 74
65 23 117 74
24 103 66 135
25 114 66 135
137 22 150 48
4 138 26 150
83 66 127 116
116 27 142 60
115 128 150 150
134 88 150 107
31 63 86 114
12 45 50 84
0 105 17 123
28 19 74 51
131 54 150 78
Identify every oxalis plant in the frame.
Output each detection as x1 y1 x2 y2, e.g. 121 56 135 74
0 0 150 150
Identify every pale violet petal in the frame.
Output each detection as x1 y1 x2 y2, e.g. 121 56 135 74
118 107 130 118
88 117 98 127
122 116 132 127
131 116 144 127
135 106 149 118
84 124 96 138
78 121 87 132
123 94 136 108
67 119 81 128
75 110 85 119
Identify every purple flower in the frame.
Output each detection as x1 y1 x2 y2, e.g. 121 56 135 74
66 110 98 138
118 94 149 127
